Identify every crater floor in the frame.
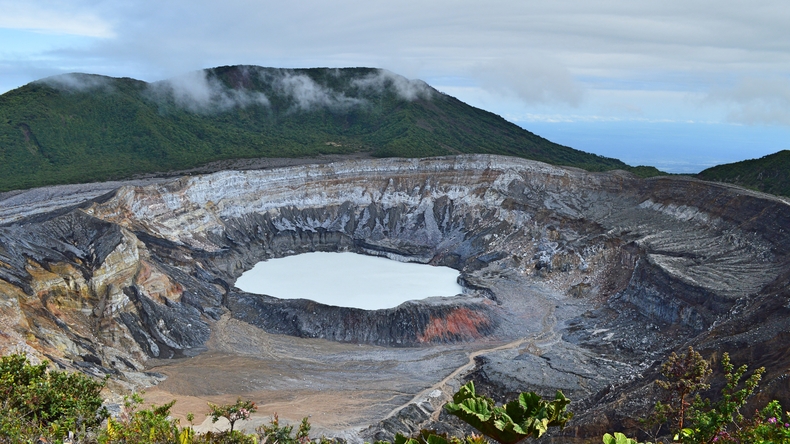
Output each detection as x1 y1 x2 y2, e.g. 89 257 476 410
144 268 594 437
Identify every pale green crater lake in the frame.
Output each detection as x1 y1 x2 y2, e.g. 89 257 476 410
234 252 463 310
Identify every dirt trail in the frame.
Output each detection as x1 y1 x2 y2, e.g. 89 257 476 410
388 337 527 422
386 305 559 422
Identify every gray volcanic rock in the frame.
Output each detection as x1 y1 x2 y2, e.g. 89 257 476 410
0 154 788 439
227 292 499 346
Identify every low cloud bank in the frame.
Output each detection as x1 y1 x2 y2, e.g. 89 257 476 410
148 67 434 114
37 73 114 93
35 67 436 114
352 69 434 101
147 70 270 113
271 71 362 111
707 76 790 126
472 58 584 107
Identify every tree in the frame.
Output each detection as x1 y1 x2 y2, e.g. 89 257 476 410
208 398 257 433
654 347 712 433
634 347 768 443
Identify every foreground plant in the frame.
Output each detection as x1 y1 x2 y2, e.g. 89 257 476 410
392 429 488 444
99 394 191 444
679 352 764 443
732 399 790 443
444 381 572 443
610 347 780 444
602 432 648 444
0 353 108 443
209 398 257 433
100 394 258 444
256 414 347 444
655 347 713 434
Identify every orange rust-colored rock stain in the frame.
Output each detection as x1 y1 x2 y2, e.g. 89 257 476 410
418 307 491 343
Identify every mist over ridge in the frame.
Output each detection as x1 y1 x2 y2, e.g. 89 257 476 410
38 66 435 114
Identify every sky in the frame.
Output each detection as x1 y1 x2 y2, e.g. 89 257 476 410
1 1 789 173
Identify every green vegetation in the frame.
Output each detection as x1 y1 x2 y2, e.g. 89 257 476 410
0 353 108 443
100 395 195 444
603 432 641 444
0 66 656 192
101 393 257 443
2 349 786 443
255 414 322 444
651 347 714 433
697 150 790 198
208 398 256 433
391 429 487 444
612 347 779 444
444 381 571 443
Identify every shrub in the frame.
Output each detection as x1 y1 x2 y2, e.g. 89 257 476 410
256 413 309 444
612 347 779 444
390 429 488 444
444 381 572 443
733 399 790 443
0 353 108 443
98 393 190 443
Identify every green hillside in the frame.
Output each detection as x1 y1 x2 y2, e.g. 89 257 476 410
0 66 649 192
697 150 790 198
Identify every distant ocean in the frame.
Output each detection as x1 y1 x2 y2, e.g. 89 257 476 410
518 121 790 174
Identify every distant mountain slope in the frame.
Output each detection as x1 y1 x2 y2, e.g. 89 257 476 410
0 66 650 191
697 150 790 198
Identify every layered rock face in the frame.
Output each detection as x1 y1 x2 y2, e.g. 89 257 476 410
0 155 788 436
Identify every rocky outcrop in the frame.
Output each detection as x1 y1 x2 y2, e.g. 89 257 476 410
0 210 212 387
228 292 498 346
0 154 788 437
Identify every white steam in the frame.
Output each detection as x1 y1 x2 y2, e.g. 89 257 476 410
147 70 269 113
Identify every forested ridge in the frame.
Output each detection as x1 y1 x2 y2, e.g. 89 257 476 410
697 150 790 198
0 66 659 192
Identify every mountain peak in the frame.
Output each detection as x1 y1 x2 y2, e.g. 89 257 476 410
0 66 631 192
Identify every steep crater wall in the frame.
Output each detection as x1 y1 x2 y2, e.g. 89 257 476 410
1 155 788 397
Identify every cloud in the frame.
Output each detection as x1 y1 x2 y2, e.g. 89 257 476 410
145 67 431 114
147 70 269 113
3 0 790 131
36 73 113 92
472 58 585 107
706 76 790 126
352 70 433 101
270 71 362 111
0 1 113 38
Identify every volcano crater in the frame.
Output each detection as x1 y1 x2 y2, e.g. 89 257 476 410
2 154 789 439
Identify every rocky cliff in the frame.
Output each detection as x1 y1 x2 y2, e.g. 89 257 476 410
0 154 788 438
